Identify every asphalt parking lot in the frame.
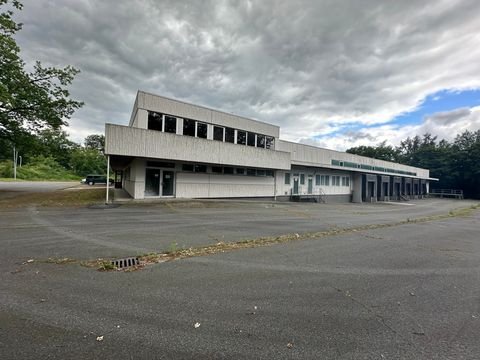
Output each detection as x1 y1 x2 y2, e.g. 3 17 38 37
0 188 479 359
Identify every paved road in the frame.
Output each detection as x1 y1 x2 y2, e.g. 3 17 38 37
0 181 78 198
0 198 479 359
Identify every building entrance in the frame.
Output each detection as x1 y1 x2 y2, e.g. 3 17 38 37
145 168 175 197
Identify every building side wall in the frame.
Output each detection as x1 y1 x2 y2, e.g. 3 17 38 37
176 172 274 198
277 140 430 179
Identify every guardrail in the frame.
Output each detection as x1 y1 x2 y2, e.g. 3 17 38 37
429 189 464 199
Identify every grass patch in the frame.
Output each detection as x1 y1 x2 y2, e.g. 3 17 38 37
0 188 110 208
0 158 80 181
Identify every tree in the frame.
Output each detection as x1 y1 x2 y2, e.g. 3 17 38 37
347 141 399 162
84 134 105 153
69 147 106 176
0 0 83 157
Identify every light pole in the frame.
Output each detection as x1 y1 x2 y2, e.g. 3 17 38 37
13 146 18 180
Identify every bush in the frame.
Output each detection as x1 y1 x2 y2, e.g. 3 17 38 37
0 156 79 180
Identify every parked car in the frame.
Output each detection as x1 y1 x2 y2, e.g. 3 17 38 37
81 174 114 186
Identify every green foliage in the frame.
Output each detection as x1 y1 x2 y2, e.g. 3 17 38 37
0 156 79 180
0 0 83 153
346 131 480 199
69 147 106 176
347 141 399 162
84 134 105 153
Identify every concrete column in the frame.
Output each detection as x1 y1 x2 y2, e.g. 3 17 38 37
352 173 362 203
207 123 213 140
136 109 148 129
176 118 184 135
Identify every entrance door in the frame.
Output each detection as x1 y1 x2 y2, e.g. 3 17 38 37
307 178 313 194
162 171 175 196
293 178 299 195
145 168 160 196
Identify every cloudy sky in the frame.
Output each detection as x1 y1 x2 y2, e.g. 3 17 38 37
14 0 480 150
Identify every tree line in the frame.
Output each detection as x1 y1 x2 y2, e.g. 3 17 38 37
346 131 480 199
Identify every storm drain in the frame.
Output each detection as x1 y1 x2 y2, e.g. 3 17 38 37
112 257 139 269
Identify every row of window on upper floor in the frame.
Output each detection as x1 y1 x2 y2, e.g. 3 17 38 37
284 173 350 187
147 111 275 149
331 160 417 176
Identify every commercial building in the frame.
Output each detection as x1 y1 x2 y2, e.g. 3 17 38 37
105 91 436 202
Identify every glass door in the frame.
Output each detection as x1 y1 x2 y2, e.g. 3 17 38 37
145 168 160 196
162 171 175 196
308 178 313 194
293 178 299 195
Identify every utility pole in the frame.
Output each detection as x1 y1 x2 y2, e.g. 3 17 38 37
13 146 18 180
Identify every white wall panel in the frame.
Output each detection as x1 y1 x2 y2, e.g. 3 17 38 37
176 172 274 198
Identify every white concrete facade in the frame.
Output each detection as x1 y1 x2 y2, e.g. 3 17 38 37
105 91 435 202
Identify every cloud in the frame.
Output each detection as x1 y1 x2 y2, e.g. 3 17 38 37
11 0 480 144
305 106 480 151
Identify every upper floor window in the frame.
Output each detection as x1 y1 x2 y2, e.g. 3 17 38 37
257 135 266 148
237 130 247 145
266 136 274 149
183 119 196 137
147 111 163 131
164 115 176 133
197 122 207 139
213 126 224 141
184 119 208 138
225 127 235 143
247 132 256 147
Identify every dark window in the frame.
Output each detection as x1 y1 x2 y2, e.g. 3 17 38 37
148 111 163 131
247 132 256 146
325 175 330 186
285 173 291 185
246 168 256 176
212 166 222 173
256 169 266 176
237 130 246 145
224 167 234 174
194 164 207 173
257 134 266 148
236 168 245 175
182 164 194 172
164 116 177 133
197 122 207 139
213 126 224 141
315 175 320 186
146 161 175 168
183 119 195 137
266 170 274 177
225 127 235 143
266 136 274 149
300 174 305 185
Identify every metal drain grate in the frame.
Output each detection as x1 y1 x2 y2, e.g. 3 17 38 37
112 257 139 269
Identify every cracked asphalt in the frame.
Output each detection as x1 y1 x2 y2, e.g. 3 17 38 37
1 186 479 359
